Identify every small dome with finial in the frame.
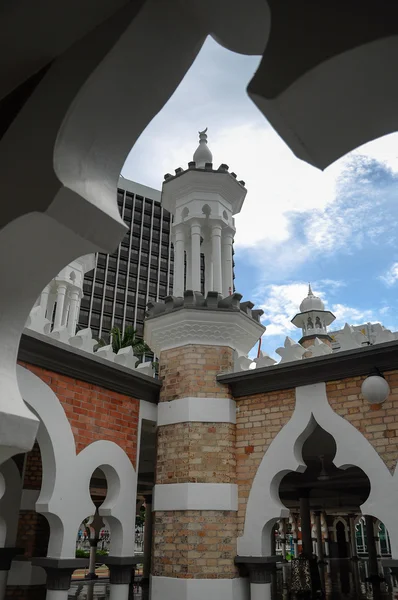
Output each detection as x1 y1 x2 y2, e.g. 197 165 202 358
193 128 213 168
299 283 325 312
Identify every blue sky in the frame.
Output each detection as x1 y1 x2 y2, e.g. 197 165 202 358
122 37 398 356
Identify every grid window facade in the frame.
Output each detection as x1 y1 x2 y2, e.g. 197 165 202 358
78 184 173 343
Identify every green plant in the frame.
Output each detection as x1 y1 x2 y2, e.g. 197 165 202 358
96 326 152 360
136 504 146 527
76 549 89 558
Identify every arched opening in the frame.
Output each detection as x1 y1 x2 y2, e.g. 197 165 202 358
277 422 380 597
71 469 109 597
336 520 348 559
202 204 211 217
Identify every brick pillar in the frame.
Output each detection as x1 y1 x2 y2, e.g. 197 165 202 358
144 292 265 599
6 444 49 600
153 345 237 583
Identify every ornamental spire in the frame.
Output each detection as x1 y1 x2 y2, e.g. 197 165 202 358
193 127 213 168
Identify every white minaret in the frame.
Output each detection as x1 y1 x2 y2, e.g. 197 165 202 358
291 284 336 347
27 254 95 338
162 129 247 298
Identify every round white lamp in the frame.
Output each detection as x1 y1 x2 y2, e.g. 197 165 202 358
361 375 390 404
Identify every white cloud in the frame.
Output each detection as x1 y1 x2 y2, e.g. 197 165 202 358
122 36 398 284
330 303 377 328
380 262 398 287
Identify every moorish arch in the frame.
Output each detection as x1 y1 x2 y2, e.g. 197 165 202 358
16 365 137 559
248 2 398 170
0 0 270 463
238 381 398 558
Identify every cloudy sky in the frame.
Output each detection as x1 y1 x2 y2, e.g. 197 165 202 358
122 36 398 356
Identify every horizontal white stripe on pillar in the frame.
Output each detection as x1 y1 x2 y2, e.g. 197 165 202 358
151 575 249 600
153 483 238 511
157 397 236 426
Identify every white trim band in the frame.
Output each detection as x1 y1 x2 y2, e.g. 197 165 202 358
150 576 249 600
157 397 236 426
153 483 238 511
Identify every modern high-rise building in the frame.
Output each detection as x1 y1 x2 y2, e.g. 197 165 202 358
78 178 174 342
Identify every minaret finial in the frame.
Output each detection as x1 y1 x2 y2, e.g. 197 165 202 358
193 128 212 168
199 127 208 141
308 283 313 296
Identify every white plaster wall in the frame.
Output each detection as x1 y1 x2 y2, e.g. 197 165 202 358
157 397 236 426
0 459 22 547
250 36 398 170
153 483 238 512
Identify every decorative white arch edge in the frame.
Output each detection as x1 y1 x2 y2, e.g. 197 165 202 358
331 517 349 543
238 382 398 558
16 365 137 559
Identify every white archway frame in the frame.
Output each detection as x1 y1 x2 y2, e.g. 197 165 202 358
332 517 349 543
238 382 398 558
0 459 22 548
17 365 137 559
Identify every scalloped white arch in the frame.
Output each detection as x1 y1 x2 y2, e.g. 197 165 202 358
0 459 22 547
238 382 398 558
17 365 137 558
332 517 349 542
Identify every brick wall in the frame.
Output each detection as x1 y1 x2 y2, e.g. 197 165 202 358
156 422 236 484
236 389 296 536
18 362 140 466
153 511 237 578
159 346 233 401
16 443 49 559
327 369 398 473
154 344 236 579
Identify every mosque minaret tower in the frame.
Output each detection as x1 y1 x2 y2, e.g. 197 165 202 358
291 284 336 347
162 128 246 298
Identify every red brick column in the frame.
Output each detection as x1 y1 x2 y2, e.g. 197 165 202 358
152 345 239 588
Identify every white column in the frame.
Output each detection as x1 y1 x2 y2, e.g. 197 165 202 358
349 515 358 559
62 295 70 327
315 512 324 562
203 243 213 295
173 227 185 297
53 283 67 329
109 584 129 600
46 591 69 600
39 285 51 318
221 232 234 297
88 538 98 578
211 224 222 294
185 245 192 291
67 290 81 335
250 583 272 600
191 222 201 292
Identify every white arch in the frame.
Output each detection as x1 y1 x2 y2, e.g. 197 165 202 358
17 365 137 558
332 517 349 543
0 459 22 547
238 382 398 558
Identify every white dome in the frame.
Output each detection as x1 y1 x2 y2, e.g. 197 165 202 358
299 284 325 312
193 128 213 168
